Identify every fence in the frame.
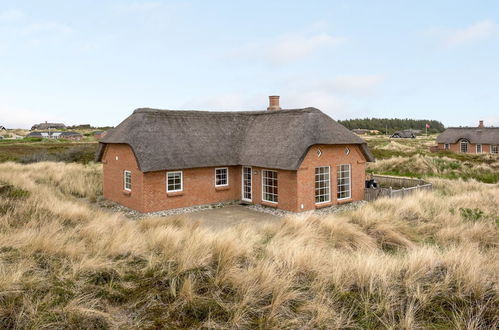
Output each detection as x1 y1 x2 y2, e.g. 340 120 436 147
364 174 432 201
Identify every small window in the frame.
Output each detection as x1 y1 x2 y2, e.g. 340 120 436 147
167 171 183 192
124 170 131 191
262 170 278 203
460 140 468 153
315 166 330 203
215 168 229 186
337 164 351 200
444 143 450 150
344 147 350 155
476 144 482 153
492 145 498 154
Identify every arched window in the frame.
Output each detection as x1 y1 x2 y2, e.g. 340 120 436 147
460 139 469 153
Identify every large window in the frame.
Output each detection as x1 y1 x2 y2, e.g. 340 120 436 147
315 166 330 203
124 170 131 191
492 145 498 154
215 168 228 186
167 171 183 192
262 170 278 203
460 140 468 153
476 144 482 153
337 164 351 200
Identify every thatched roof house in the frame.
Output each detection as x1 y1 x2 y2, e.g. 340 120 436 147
97 96 374 213
31 122 66 130
391 130 416 139
436 121 499 153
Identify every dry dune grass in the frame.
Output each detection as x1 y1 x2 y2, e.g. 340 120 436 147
369 154 499 183
0 162 498 329
379 141 415 152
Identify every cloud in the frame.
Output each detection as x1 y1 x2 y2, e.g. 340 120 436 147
432 20 497 47
233 31 344 65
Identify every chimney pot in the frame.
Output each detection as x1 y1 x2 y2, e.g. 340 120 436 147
267 95 281 111
479 120 484 128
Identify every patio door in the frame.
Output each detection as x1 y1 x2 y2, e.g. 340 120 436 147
242 166 252 201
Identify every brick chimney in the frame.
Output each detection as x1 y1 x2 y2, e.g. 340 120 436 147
267 95 281 111
479 120 484 128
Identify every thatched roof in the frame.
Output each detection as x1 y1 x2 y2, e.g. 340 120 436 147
391 130 415 138
436 128 499 144
96 107 374 172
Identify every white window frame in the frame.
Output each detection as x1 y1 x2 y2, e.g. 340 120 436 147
124 170 131 191
166 171 183 192
214 167 229 187
476 144 482 153
315 166 331 204
444 143 450 150
241 166 252 202
491 145 498 154
261 169 278 203
460 140 468 153
337 164 351 200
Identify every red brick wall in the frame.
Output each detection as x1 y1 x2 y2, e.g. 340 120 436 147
296 144 366 212
438 143 492 153
102 144 144 211
102 143 368 213
142 166 241 212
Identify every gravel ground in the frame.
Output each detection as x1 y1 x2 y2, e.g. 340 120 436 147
98 198 366 219
246 201 366 217
98 198 240 219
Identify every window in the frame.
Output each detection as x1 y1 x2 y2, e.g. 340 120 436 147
492 145 498 154
215 168 229 186
242 167 252 201
337 164 351 200
460 140 468 153
167 171 182 192
444 143 450 150
315 166 330 203
262 170 278 203
124 170 131 191
476 144 482 153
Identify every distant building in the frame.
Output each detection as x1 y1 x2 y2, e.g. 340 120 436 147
436 121 498 154
31 122 66 130
391 130 416 139
352 129 381 135
25 131 83 141
93 131 108 139
0 125 6 131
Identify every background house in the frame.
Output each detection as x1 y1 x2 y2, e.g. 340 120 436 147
391 130 416 138
25 131 83 141
436 121 499 154
97 96 374 213
31 122 66 130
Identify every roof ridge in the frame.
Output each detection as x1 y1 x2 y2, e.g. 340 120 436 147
133 107 320 116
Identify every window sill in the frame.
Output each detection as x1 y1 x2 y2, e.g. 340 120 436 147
315 201 333 208
261 201 278 208
337 197 352 204
167 191 184 197
215 186 230 191
122 190 131 196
